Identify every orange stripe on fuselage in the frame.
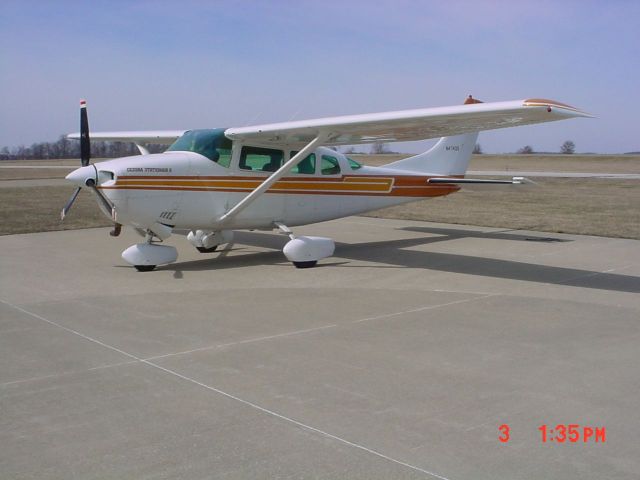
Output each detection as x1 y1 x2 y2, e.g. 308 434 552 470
101 175 459 197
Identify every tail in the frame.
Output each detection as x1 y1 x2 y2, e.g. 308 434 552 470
383 132 478 176
384 94 481 176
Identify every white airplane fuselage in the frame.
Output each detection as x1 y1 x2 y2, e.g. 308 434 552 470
91 147 458 233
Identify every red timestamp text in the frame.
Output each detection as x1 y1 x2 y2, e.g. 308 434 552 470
538 424 606 443
498 424 606 443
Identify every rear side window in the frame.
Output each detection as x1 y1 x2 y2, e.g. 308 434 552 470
289 152 316 174
240 146 283 171
321 155 341 175
348 157 362 170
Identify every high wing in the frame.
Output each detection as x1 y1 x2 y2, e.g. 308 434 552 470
225 98 591 147
67 130 186 145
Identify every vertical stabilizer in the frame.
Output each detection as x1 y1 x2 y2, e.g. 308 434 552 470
384 132 478 175
383 95 481 176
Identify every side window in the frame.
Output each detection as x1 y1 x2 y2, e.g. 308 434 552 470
321 155 341 175
347 157 362 170
289 152 316 174
240 146 283 171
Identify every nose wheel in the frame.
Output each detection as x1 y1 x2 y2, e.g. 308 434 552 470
196 245 218 253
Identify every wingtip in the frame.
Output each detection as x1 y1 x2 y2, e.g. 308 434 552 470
522 98 592 118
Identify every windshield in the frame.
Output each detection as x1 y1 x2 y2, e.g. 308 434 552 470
167 128 232 166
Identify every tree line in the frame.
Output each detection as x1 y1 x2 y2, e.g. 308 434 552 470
0 135 167 160
355 140 576 155
515 140 576 154
0 136 578 160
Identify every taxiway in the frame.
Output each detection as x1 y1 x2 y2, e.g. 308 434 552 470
1 217 639 479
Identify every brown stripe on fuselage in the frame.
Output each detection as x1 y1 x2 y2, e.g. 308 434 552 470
101 174 459 197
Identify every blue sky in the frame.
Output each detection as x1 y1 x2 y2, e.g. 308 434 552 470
1 0 638 153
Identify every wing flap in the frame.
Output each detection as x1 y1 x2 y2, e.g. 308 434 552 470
226 99 590 147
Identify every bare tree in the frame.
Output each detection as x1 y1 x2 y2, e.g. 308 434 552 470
517 145 534 154
560 140 575 154
370 141 389 154
473 143 483 154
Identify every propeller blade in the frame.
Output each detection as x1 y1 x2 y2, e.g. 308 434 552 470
67 100 120 235
60 186 82 220
85 179 115 216
80 100 90 166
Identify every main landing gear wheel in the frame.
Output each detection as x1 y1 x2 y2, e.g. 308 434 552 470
277 223 335 270
293 261 317 269
196 245 218 253
134 265 156 272
122 243 177 271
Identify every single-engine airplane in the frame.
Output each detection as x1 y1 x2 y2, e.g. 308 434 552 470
62 96 589 271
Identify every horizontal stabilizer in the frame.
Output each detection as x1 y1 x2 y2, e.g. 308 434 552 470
428 176 534 185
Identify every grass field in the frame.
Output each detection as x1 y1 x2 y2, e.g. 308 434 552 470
1 155 639 238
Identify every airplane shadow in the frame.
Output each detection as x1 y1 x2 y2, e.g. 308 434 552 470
159 229 639 294
400 225 572 243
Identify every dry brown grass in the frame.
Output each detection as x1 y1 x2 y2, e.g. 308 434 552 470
1 186 111 235
1 156 639 238
0 168 75 181
350 154 640 239
365 179 640 239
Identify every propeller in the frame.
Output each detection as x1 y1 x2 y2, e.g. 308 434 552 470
61 100 122 236
80 99 91 166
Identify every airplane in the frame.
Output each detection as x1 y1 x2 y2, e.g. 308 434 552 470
61 96 590 271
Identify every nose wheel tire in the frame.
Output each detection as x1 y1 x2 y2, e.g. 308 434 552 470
196 245 218 253
293 260 317 269
134 265 156 272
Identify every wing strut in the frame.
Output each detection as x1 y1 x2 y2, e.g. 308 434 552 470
217 135 324 224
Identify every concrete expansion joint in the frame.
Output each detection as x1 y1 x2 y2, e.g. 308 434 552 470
0 297 453 480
